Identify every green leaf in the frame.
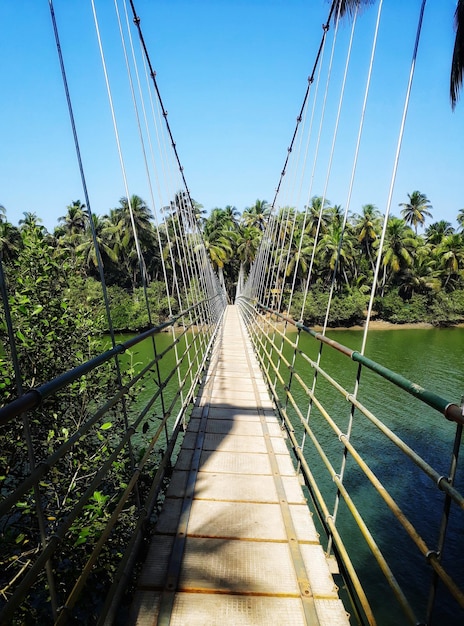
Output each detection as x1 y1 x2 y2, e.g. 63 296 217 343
74 527 90 547
16 330 27 343
100 422 112 430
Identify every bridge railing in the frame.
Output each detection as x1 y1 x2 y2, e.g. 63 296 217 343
0 295 225 625
237 296 464 626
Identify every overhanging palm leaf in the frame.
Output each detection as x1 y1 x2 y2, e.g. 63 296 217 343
331 0 375 21
451 0 464 109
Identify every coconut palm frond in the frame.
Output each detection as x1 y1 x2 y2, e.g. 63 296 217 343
451 0 464 109
332 0 375 20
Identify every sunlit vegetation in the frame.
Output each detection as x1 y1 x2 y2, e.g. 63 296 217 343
1 192 464 333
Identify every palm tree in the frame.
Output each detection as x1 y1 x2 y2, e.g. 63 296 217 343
332 0 376 21
399 241 440 299
201 208 238 292
457 208 464 232
380 217 417 294
19 211 43 231
335 1 464 110
354 204 381 272
436 233 464 289
425 220 454 245
316 221 354 290
58 200 87 237
203 208 230 239
236 226 261 274
399 191 433 234
328 204 344 228
112 195 154 247
242 199 270 231
165 190 203 231
285 231 313 286
109 195 156 289
451 1 464 109
304 196 330 238
223 205 240 229
76 214 117 269
202 234 234 291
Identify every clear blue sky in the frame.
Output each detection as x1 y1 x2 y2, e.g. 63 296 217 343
0 0 463 232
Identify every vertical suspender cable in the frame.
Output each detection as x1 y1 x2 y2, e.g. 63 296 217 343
298 5 342 318
113 0 181 419
127 0 198 235
322 0 383 555
361 0 427 357
48 0 138 505
48 0 119 353
271 0 339 209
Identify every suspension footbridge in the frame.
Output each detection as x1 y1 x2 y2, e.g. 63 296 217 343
1 2 464 625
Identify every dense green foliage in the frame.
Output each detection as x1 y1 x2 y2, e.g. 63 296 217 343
2 192 464 335
261 196 464 327
0 218 125 622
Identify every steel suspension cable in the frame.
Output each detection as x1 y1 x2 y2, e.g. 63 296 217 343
324 1 429 580
325 0 428 556
130 0 214 322
252 0 341 312
275 4 353 442
322 0 383 340
298 5 343 317
283 38 327 317
317 0 383 556
361 0 427 357
317 6 359 328
128 0 198 229
273 1 345 475
93 0 176 448
115 0 190 419
119 0 176 319
271 0 340 209
48 0 136 459
91 0 150 302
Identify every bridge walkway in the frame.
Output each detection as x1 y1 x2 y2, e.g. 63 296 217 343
129 305 350 625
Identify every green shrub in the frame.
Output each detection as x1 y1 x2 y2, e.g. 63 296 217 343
429 290 464 325
374 290 429 323
290 288 367 327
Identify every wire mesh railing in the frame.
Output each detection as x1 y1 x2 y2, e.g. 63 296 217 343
237 295 464 626
0 295 225 625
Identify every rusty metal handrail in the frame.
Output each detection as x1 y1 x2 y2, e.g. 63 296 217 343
0 299 225 625
237 296 464 624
